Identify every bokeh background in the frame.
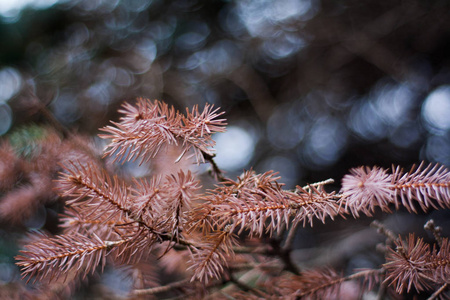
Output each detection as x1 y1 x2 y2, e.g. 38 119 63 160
0 0 450 298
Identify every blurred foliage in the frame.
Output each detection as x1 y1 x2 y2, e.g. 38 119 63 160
0 0 450 298
8 125 49 159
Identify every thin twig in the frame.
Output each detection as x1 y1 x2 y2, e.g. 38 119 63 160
32 95 71 139
424 219 443 247
202 151 226 182
371 220 397 244
269 238 301 275
132 278 191 296
427 283 449 300
282 218 301 251
301 178 335 190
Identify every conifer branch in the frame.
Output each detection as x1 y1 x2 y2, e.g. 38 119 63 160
188 225 237 283
384 234 449 293
340 163 450 217
11 99 450 299
99 99 226 164
57 161 134 223
15 232 120 283
278 268 382 299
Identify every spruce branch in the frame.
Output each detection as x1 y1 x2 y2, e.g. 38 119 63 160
195 170 342 239
15 232 117 283
12 99 450 299
340 163 450 217
278 268 382 299
129 175 163 226
392 162 450 213
188 225 238 284
340 166 394 217
99 99 226 165
57 161 134 223
384 234 450 294
155 170 201 240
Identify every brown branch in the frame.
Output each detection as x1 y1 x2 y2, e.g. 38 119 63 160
427 283 449 300
424 219 443 247
132 278 190 296
282 217 301 252
301 178 334 190
371 220 398 244
269 238 301 275
201 151 226 182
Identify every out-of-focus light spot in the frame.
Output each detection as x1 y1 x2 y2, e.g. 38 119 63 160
257 155 300 189
200 87 220 105
214 126 256 171
75 0 119 13
219 5 247 38
424 134 450 165
51 92 81 125
349 80 417 141
175 21 210 52
301 117 347 169
176 32 208 51
66 23 90 47
136 39 157 62
147 19 177 55
85 81 115 107
180 52 205 70
24 204 46 229
0 104 12 135
64 49 92 70
0 0 58 20
104 5 134 30
114 67 134 87
0 263 15 283
272 0 312 21
267 103 305 149
349 100 387 141
132 39 157 73
149 20 177 41
101 268 133 297
121 0 151 13
374 82 414 126
122 161 151 178
0 68 22 103
422 85 450 133
237 0 318 37
195 40 241 75
261 32 307 60
389 121 421 148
